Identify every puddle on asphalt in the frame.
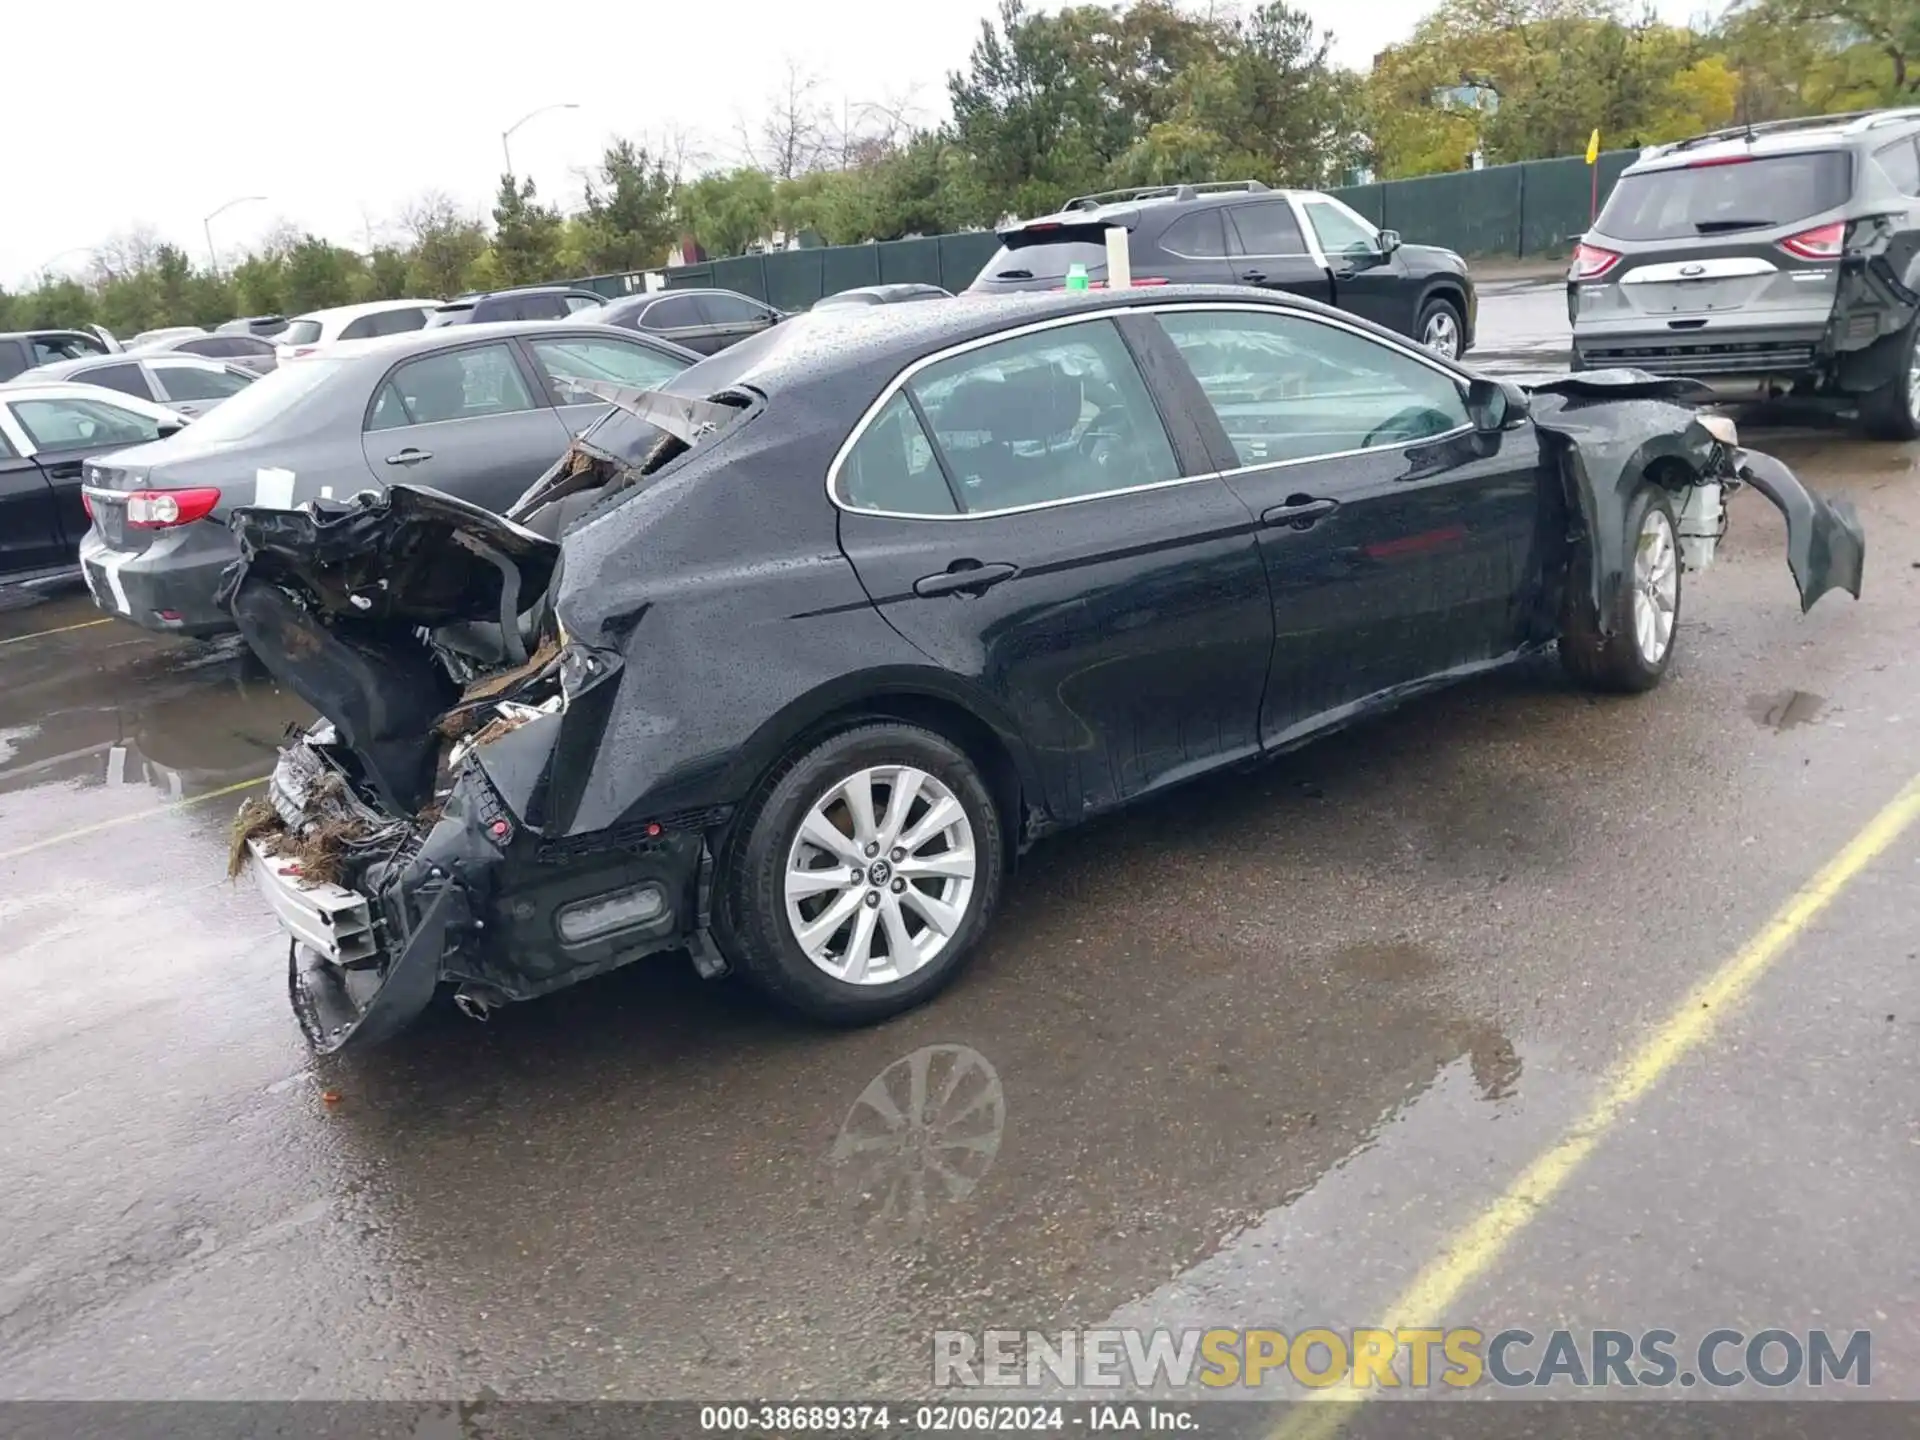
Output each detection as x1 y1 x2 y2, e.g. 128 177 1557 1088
1747 689 1825 732
1333 940 1440 982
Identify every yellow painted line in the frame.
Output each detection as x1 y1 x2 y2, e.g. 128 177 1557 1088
0 617 112 649
1271 768 1920 1440
0 775 265 864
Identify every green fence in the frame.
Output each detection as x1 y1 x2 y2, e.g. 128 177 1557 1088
1331 149 1637 258
575 149 1639 309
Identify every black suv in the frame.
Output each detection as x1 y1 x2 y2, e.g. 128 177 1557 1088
425 287 609 327
1569 108 1920 439
968 181 1477 359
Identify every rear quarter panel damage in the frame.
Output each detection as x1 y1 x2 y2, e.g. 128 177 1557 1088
540 402 1025 840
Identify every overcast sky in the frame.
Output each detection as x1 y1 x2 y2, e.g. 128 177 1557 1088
7 0 1705 288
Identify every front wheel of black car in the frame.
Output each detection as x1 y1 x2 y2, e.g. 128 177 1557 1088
1858 319 1920 442
722 723 1005 1025
1559 484 1682 695
1416 296 1465 360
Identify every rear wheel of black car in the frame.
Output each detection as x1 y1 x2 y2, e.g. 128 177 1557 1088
1416 296 1465 360
1559 484 1682 694
722 723 1005 1025
1858 317 1920 442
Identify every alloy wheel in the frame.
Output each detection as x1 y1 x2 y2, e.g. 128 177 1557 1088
1632 506 1678 666
784 765 977 985
1423 309 1461 359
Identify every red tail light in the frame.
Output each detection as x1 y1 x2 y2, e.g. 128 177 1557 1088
124 488 221 528
1569 242 1622 280
1779 221 1844 261
80 491 93 519
1684 155 1752 169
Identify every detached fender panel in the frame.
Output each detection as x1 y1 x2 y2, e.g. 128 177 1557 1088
1730 446 1866 613
1525 370 1721 635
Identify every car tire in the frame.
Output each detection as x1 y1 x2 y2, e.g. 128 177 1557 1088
720 722 1005 1025
1858 318 1920 442
1559 483 1682 695
1416 295 1466 360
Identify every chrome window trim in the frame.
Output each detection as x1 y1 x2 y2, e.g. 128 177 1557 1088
826 301 1475 521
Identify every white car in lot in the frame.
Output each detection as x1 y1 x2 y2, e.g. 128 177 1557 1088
276 299 440 360
10 353 257 418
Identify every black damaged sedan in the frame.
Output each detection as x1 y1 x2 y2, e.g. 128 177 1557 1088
224 286 1865 1051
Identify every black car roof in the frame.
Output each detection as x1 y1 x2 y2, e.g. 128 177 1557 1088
675 284 1418 402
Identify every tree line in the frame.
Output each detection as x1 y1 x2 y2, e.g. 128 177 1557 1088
3 0 1910 337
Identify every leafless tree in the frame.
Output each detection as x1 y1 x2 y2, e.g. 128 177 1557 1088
88 226 163 283
739 59 831 179
396 190 474 248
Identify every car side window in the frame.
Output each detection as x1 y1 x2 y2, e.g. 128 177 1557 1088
839 393 957 515
1226 202 1307 256
641 295 702 330
366 382 411 432
1157 309 1470 466
563 293 601 313
154 364 251 402
698 294 772 325
1160 211 1229 258
902 318 1178 514
9 397 163 452
376 344 537 428
0 344 25 382
527 336 689 402
1873 138 1920 197
1303 201 1379 256
73 363 154 400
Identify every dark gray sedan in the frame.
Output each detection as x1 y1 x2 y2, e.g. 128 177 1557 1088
77 321 698 637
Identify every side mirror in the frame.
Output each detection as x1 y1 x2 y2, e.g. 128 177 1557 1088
1466 377 1530 432
1378 229 1403 256
156 419 186 439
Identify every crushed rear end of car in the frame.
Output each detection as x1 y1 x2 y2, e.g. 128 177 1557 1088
224 389 741 1051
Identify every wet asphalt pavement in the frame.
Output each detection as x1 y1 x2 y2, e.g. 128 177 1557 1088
3 280 1918 1410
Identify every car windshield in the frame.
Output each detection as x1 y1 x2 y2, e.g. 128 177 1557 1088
1598 151 1853 241
979 225 1114 281
162 355 348 443
280 319 323 346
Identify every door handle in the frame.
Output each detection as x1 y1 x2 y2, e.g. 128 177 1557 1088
45 462 83 480
913 560 1019 598
1239 270 1267 283
385 448 433 466
1260 497 1338 529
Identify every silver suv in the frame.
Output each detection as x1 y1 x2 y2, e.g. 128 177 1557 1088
1568 108 1920 439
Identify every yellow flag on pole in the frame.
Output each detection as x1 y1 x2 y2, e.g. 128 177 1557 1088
1586 128 1601 165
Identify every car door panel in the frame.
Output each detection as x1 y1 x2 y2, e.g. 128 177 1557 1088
1225 201 1334 304
0 452 66 579
1302 199 1414 334
360 342 572 515
1149 305 1540 747
832 316 1271 819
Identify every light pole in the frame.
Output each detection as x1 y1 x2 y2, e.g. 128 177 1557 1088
501 103 580 177
203 195 266 274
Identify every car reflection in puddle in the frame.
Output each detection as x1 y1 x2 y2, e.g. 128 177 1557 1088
0 669 312 802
